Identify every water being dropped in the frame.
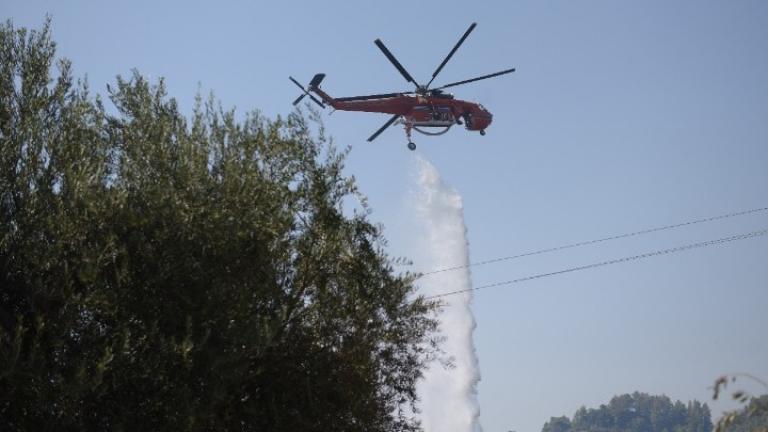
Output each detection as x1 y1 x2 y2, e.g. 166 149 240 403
413 156 482 432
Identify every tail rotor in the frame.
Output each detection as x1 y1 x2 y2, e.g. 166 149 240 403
289 76 326 108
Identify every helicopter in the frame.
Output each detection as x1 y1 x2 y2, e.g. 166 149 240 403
289 22 515 151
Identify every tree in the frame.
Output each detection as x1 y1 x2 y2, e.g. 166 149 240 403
547 392 713 432
712 374 768 432
542 416 573 432
716 395 768 432
0 18 440 431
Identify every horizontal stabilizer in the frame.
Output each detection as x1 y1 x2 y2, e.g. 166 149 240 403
309 73 325 88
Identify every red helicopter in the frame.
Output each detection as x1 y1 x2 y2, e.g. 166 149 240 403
290 22 515 150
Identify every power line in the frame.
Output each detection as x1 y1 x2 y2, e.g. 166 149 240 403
419 206 768 277
425 228 768 299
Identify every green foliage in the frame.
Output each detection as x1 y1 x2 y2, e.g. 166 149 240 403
715 395 768 432
712 374 768 432
542 415 572 432
0 18 439 431
542 392 713 432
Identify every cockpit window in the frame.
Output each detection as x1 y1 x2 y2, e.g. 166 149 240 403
478 104 486 111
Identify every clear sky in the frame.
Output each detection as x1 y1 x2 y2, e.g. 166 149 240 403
5 2 768 431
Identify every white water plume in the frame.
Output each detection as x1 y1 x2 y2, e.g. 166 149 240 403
413 156 482 432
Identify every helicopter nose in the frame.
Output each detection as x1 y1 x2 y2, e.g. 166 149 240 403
478 113 492 129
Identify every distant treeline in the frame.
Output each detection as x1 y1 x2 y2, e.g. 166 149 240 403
542 392 711 432
542 392 767 432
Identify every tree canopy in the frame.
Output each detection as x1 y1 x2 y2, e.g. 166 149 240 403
542 392 713 432
716 395 768 432
712 374 768 432
0 18 439 431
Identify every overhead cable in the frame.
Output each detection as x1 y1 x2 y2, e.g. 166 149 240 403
419 206 768 277
425 228 768 299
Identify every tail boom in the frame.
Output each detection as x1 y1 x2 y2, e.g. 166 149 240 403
307 73 340 108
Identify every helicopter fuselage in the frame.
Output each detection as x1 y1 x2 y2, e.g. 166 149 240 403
313 88 493 131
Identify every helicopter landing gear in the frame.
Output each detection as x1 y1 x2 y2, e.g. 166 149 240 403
480 129 486 136
404 121 416 151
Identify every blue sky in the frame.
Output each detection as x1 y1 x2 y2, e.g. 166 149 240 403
6 1 768 431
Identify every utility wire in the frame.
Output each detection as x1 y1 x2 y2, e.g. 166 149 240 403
425 228 768 299
419 206 768 277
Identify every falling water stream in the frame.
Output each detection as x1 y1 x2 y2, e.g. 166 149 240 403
414 156 482 432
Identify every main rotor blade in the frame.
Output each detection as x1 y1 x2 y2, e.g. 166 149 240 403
426 22 477 88
336 92 409 102
367 114 400 142
434 68 516 90
292 94 306 106
374 39 419 87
